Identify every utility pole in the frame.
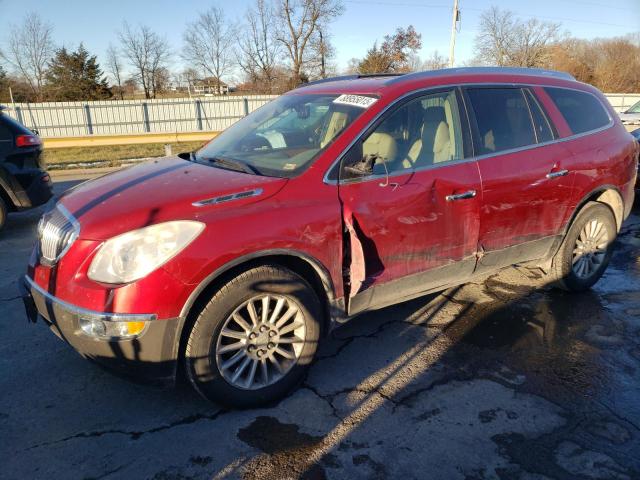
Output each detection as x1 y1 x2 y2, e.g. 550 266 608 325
448 0 460 67
319 29 326 79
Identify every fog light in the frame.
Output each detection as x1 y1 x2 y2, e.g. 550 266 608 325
79 318 148 339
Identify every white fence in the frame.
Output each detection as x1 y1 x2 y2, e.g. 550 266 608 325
604 93 640 113
0 96 277 138
0 93 637 139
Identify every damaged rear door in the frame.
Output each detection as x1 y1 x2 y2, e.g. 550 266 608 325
336 88 482 316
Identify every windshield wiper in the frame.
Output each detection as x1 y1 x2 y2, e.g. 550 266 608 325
199 155 261 175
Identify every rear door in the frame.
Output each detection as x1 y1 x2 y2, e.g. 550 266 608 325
335 88 482 315
463 86 574 272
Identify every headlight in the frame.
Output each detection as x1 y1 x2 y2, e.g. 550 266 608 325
88 221 204 284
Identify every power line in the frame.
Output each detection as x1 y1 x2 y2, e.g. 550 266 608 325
463 7 638 30
343 0 449 8
342 0 638 29
555 0 640 12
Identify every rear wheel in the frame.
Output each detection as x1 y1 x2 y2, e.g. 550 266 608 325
0 197 7 232
184 265 322 407
550 202 617 291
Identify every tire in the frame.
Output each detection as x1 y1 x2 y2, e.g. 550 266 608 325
0 196 6 232
184 265 322 408
549 201 617 291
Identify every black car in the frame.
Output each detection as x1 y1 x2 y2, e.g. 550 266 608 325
0 107 52 231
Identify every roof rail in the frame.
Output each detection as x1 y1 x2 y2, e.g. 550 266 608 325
297 72 406 89
385 67 575 85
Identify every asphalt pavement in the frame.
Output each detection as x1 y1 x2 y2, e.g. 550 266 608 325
1 172 639 480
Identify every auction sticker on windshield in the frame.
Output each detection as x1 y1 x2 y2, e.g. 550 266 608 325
333 94 378 109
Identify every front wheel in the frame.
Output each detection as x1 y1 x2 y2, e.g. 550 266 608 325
550 202 617 291
184 265 322 408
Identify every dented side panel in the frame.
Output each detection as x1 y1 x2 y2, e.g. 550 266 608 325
339 162 482 314
475 136 575 272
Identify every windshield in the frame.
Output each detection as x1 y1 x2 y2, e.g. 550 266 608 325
195 93 376 177
627 101 640 113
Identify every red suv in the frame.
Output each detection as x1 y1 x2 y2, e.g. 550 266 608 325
21 68 638 406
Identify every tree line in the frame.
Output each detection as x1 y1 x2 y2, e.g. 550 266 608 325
0 4 639 104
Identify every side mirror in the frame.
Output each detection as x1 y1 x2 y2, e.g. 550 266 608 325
344 153 379 177
372 161 387 176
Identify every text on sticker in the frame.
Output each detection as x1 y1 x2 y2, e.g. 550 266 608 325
333 94 378 109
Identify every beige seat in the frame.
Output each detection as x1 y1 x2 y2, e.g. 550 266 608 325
362 132 398 163
320 111 349 148
403 106 452 168
433 121 451 163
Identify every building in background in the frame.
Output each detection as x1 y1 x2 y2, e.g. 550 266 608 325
191 77 229 95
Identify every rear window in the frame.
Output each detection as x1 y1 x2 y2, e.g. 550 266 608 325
0 113 33 136
544 87 611 135
466 88 536 155
0 120 12 142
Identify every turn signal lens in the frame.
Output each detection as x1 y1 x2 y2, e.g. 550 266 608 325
79 318 148 339
125 321 146 336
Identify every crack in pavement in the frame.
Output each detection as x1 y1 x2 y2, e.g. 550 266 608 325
86 462 132 480
24 409 228 452
0 296 21 302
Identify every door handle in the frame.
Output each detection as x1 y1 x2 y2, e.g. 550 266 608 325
546 169 569 179
445 190 477 201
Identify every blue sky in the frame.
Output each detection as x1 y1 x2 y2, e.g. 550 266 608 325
1 0 639 82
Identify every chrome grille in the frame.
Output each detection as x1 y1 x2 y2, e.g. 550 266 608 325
37 204 80 266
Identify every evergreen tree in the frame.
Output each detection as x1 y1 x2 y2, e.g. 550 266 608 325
0 65 8 102
45 44 111 101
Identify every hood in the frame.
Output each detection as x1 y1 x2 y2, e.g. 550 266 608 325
59 156 287 240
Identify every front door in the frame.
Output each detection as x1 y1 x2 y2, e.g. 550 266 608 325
336 88 482 315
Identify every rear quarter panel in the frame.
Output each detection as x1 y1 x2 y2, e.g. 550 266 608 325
536 85 637 226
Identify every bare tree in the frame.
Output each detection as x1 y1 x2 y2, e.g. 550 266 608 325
584 38 639 92
275 0 344 86
238 0 281 92
105 44 124 99
307 26 337 78
183 7 236 94
474 7 560 67
1 13 54 101
423 50 448 71
118 22 171 99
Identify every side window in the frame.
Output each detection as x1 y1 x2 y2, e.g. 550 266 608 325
544 87 610 135
524 89 555 143
341 89 466 179
0 121 12 142
466 88 536 155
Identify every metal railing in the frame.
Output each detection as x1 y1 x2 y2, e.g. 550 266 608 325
0 95 277 138
604 93 640 113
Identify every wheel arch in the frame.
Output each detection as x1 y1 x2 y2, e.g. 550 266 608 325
566 185 624 233
175 250 338 374
0 172 18 212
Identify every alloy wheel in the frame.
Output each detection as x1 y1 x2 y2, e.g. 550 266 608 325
215 294 306 390
572 218 609 279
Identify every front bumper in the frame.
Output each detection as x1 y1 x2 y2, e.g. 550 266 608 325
20 275 181 384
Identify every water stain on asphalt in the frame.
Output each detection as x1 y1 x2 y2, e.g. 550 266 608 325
237 416 330 480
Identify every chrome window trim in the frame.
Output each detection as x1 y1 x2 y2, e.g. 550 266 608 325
24 275 158 322
322 82 614 186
